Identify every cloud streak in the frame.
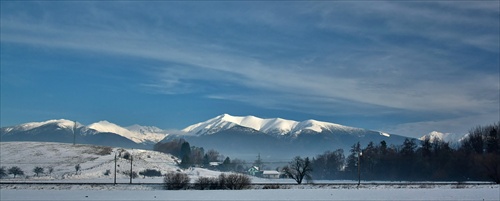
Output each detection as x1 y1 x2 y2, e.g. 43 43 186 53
1 1 498 136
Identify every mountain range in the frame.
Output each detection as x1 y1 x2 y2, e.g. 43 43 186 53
164 114 412 160
0 114 460 160
0 119 167 149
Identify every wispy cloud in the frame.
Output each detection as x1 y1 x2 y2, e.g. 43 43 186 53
1 1 498 134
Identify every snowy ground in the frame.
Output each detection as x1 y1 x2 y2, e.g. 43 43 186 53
1 186 499 201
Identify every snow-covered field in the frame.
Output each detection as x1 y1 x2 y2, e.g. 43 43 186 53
1 186 499 201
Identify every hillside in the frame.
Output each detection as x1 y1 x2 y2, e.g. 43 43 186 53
0 142 218 182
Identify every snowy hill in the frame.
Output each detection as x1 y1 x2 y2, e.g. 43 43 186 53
0 142 220 182
0 142 175 181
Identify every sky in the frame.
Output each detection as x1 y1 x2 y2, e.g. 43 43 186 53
1 1 499 138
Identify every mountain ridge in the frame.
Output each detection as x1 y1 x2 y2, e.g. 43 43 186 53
163 114 414 160
1 119 167 147
181 114 369 138
2 114 446 160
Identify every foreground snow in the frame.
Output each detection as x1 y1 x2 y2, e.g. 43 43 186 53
1 186 499 201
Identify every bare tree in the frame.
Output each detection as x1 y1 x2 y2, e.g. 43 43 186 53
8 166 24 178
283 156 312 184
33 166 44 177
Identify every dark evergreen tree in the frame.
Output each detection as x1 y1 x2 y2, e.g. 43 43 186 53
180 141 191 159
420 137 432 158
345 142 361 177
486 126 499 153
180 155 191 169
203 154 210 167
361 141 377 179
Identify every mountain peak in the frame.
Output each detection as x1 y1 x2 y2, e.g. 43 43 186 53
11 119 78 132
183 114 365 137
419 131 468 143
88 121 166 143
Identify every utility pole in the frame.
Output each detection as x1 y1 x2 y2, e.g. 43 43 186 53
357 151 362 186
114 153 117 185
129 155 133 184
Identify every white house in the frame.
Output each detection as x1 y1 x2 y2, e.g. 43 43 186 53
262 170 280 179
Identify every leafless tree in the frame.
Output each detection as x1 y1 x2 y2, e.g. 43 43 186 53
283 156 312 184
33 166 44 177
8 166 24 178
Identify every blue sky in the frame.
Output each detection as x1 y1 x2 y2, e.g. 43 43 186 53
1 1 499 138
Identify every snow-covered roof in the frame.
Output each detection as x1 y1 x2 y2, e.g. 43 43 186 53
262 170 280 175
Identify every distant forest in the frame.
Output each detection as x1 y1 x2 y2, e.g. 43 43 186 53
313 122 499 183
155 122 499 184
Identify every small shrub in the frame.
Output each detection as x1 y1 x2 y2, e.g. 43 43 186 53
164 172 190 190
104 169 111 176
96 146 113 155
223 173 251 190
195 173 251 190
263 184 281 189
122 170 138 179
139 169 162 178
123 152 131 160
195 176 219 190
75 164 81 174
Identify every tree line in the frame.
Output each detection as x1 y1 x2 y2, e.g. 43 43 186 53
154 139 246 172
310 122 499 183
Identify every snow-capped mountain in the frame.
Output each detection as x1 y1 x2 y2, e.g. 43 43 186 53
419 131 467 144
167 114 410 160
88 121 167 144
182 114 367 137
1 119 81 133
1 119 167 149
